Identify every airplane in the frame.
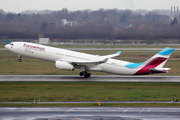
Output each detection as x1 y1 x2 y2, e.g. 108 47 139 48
5 42 174 78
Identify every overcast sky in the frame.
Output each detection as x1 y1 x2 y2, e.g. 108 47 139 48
0 0 180 13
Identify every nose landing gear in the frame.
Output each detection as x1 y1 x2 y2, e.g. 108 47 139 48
18 55 22 62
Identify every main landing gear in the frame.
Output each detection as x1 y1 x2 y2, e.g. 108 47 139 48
18 55 22 62
79 71 91 78
79 66 91 78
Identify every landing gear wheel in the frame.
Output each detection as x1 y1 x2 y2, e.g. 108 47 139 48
84 73 91 78
18 59 22 62
18 55 22 62
79 71 91 78
79 72 83 76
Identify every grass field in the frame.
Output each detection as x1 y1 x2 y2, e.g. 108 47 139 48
0 82 179 102
0 49 180 107
0 103 180 107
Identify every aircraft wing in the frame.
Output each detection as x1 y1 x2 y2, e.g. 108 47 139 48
57 51 120 65
58 58 108 65
101 51 121 58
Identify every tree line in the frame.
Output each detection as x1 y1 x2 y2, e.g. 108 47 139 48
0 9 180 43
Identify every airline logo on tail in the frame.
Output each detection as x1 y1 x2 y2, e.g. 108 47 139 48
134 47 174 75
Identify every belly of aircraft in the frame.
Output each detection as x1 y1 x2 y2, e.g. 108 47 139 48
99 63 136 75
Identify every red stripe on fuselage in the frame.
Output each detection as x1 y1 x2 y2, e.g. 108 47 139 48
134 57 167 75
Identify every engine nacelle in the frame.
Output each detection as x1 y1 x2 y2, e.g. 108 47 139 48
55 61 74 71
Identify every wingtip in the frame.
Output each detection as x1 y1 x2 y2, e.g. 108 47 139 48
115 51 121 54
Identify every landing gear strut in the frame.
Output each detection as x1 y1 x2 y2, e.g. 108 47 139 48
18 55 22 62
79 71 91 78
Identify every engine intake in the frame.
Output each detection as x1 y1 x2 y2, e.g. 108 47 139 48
55 61 74 71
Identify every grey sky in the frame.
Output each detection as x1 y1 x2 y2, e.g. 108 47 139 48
0 0 179 13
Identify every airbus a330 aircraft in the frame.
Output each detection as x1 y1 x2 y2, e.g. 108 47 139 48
5 42 174 78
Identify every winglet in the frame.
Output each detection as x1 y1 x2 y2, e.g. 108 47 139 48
115 51 121 55
102 51 121 58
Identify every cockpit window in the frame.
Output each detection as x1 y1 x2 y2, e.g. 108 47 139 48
10 43 14 46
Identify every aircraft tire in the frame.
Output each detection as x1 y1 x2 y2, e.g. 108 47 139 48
84 75 88 78
88 73 91 77
84 73 91 78
18 59 22 62
79 72 83 76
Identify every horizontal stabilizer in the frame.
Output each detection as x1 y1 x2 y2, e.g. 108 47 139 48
150 68 171 74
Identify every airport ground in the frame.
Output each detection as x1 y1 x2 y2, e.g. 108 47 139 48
1 47 180 120
0 47 180 108
0 80 180 107
1 107 180 120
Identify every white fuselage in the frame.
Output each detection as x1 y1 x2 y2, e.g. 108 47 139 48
5 42 136 75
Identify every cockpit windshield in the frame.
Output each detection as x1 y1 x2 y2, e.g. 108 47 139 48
10 43 14 46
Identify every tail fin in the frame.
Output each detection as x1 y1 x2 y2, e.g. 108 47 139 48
135 47 174 75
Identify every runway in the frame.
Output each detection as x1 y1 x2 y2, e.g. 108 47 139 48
0 75 180 82
0 48 6 50
1 75 180 120
0 107 180 120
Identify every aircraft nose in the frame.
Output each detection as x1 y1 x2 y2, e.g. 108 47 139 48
5 44 9 49
5 44 7 48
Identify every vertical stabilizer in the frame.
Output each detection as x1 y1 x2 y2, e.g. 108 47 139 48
134 47 174 75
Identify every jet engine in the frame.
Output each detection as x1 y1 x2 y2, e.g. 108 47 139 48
55 61 74 71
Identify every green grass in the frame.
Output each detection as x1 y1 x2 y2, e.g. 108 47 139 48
0 103 180 107
0 82 179 102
